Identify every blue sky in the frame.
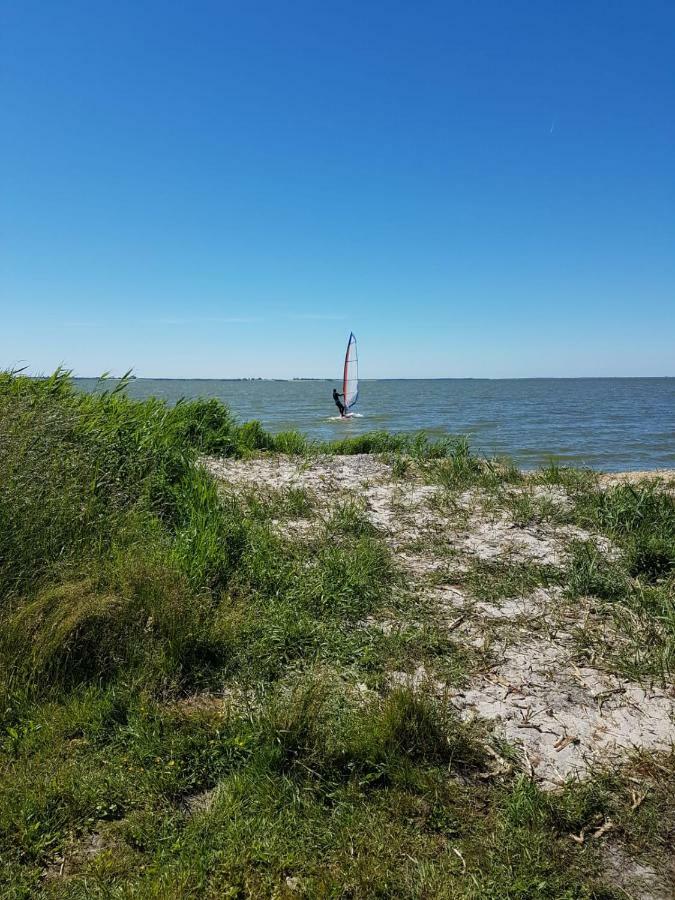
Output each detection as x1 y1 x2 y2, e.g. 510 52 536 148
2 1 674 378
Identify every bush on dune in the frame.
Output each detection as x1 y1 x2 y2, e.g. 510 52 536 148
268 429 310 454
324 429 455 458
563 480 675 681
595 484 675 582
0 371 410 696
0 371 121 598
168 397 239 455
0 552 236 696
1 371 190 597
168 466 246 590
0 372 246 695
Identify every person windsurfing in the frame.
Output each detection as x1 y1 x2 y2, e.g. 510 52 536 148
334 332 358 418
332 387 346 417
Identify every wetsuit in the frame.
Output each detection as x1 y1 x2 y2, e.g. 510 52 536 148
332 389 346 417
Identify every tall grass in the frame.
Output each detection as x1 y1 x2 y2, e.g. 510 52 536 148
0 374 237 697
0 372 405 697
1 370 673 896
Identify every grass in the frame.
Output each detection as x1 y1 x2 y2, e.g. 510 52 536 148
560 481 675 681
1 370 673 896
421 438 524 492
418 445 674 683
5 672 671 898
460 558 562 602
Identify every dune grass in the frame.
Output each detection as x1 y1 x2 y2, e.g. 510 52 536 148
420 448 675 683
1 371 673 896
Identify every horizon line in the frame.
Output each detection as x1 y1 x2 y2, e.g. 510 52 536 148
62 374 675 382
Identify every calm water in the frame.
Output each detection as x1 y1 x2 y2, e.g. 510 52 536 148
75 378 675 472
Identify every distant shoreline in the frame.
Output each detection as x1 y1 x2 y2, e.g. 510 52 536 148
68 375 675 382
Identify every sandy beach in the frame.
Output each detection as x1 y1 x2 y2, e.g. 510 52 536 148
203 453 675 789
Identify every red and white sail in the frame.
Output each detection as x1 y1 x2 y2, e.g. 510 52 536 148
342 332 359 412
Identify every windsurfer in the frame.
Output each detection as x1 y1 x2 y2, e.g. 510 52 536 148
332 388 346 417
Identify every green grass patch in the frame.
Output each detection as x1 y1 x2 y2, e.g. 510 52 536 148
5 677 670 897
561 480 675 680
461 558 562 602
2 370 673 895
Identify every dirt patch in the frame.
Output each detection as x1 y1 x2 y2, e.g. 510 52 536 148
457 518 571 565
204 454 675 786
42 829 112 881
451 634 674 786
203 454 390 498
602 843 674 900
171 693 227 717
182 786 219 816
473 587 561 622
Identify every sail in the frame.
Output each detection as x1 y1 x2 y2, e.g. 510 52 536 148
342 332 358 411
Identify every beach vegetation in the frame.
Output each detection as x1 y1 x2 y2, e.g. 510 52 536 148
560 481 675 681
1 370 673 896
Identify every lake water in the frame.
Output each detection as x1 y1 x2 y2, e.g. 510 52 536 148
75 378 675 472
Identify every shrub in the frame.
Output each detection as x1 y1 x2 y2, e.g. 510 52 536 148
168 398 238 454
0 559 232 693
572 483 675 584
271 430 310 454
235 420 275 452
0 372 154 597
169 466 246 590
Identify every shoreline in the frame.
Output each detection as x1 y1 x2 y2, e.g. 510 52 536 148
67 375 675 382
59 374 675 474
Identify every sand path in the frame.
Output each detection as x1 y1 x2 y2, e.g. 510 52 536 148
203 454 675 787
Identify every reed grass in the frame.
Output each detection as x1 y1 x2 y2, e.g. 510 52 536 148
1 370 673 896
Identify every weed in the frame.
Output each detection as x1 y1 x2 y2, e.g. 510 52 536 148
565 541 629 603
462 558 562 601
1 370 673 896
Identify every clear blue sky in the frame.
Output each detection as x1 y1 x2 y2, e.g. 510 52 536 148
2 1 674 378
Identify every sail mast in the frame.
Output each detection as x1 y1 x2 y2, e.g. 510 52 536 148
342 332 358 412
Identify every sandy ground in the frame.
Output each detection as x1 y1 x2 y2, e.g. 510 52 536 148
599 470 675 487
203 454 675 789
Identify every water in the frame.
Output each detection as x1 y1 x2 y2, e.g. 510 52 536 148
75 378 675 472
